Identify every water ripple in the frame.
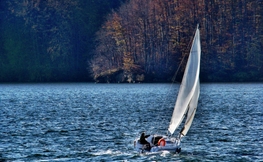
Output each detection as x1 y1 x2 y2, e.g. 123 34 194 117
0 83 262 161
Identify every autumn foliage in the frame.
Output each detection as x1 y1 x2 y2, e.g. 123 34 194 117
1 0 262 82
91 0 263 82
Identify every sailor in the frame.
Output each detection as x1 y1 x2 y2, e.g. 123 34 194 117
139 132 149 144
139 132 151 151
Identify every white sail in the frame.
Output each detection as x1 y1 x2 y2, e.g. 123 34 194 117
180 80 200 136
168 27 201 135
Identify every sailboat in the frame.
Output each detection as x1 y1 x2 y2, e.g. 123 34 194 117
134 25 201 153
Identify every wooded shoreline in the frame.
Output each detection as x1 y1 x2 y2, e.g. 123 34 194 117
1 0 262 83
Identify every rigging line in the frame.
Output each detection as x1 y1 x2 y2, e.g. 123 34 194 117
157 28 196 136
172 28 197 84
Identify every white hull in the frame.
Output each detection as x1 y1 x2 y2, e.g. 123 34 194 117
134 136 181 153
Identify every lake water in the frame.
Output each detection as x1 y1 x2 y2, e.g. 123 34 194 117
0 83 262 161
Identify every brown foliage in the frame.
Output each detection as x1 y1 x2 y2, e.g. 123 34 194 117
92 0 263 82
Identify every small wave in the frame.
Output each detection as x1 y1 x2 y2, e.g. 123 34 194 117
93 149 122 156
37 158 75 162
45 129 58 134
26 153 48 158
91 149 134 157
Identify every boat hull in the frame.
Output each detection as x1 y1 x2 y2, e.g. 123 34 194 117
134 136 181 153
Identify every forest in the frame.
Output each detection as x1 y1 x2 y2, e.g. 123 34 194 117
0 0 125 82
0 0 263 82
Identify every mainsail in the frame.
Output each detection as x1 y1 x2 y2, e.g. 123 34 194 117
168 26 201 135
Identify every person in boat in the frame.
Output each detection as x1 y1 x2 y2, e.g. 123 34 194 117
139 132 149 144
141 133 165 147
139 132 152 151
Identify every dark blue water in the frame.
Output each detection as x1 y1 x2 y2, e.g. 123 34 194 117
0 83 262 161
